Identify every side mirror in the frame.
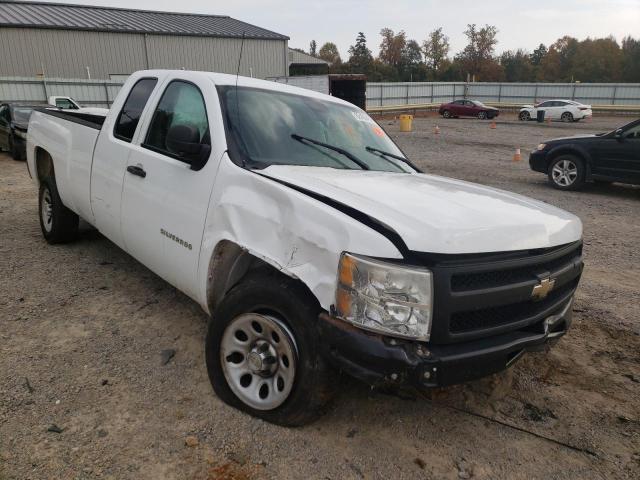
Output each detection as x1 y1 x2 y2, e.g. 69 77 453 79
614 129 624 141
166 123 211 170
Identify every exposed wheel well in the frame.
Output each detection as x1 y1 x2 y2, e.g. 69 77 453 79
206 240 318 314
35 148 54 182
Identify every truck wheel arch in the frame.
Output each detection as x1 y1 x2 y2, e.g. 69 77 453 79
35 148 55 182
205 240 316 315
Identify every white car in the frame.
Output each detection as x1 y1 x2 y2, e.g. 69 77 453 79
519 100 592 122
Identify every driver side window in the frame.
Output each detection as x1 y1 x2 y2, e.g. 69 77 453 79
0 106 8 125
144 80 210 163
623 124 640 140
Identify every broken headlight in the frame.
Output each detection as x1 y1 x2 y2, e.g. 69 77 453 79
335 253 433 341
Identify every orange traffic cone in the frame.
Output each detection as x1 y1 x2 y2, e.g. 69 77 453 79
513 147 522 162
434 125 440 135
490 121 497 129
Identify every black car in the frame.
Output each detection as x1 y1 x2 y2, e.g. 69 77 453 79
529 118 640 190
0 103 35 160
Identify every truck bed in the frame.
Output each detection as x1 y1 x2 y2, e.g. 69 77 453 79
33 107 107 130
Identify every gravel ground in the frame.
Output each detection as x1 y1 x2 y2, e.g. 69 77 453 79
1 114 639 480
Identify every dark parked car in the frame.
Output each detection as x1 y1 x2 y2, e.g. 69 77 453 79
0 103 35 160
439 99 499 120
529 118 640 190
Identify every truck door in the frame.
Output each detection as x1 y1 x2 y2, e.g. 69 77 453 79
120 78 223 298
91 77 158 249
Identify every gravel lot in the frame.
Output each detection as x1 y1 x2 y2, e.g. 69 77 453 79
1 114 639 480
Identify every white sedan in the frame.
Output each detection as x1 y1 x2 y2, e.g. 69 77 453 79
519 100 592 122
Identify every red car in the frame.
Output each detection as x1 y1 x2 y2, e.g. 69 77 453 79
439 100 499 120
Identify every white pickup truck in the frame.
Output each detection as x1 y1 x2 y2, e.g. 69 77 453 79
27 70 584 426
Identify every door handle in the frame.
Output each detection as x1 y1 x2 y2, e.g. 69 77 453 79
126 165 146 178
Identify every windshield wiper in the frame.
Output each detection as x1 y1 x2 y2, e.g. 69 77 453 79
365 146 419 171
291 134 370 170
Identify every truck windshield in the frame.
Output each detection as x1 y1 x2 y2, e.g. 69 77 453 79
218 86 413 172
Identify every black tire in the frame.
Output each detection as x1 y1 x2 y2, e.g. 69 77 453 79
206 270 335 427
477 111 487 120
9 135 22 161
519 111 531 121
548 155 585 191
442 110 452 119
561 112 574 123
38 175 79 243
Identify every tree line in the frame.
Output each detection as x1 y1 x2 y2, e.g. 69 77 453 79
302 26 640 83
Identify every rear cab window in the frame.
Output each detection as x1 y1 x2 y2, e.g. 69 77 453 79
114 78 158 142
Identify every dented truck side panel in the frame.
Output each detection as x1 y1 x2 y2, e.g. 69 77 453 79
197 154 403 314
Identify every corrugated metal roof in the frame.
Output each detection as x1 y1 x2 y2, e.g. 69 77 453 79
288 48 328 65
0 1 289 40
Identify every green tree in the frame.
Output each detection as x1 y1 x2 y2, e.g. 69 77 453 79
530 43 547 66
622 36 640 82
318 42 342 65
571 37 622 82
422 27 450 71
309 40 317 57
500 49 534 82
378 28 407 67
455 24 502 81
347 32 373 71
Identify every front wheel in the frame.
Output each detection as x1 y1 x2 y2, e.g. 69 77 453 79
206 270 335 426
548 155 585 190
519 111 531 121
477 111 487 120
39 176 79 243
442 110 452 119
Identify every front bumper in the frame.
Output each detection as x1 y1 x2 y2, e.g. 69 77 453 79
318 298 573 388
529 150 549 173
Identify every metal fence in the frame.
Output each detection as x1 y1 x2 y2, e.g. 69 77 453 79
367 82 640 108
0 76 124 107
3 76 640 111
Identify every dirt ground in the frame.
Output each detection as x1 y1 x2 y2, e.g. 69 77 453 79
1 114 639 480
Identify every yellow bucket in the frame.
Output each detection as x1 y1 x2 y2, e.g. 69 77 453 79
399 114 413 132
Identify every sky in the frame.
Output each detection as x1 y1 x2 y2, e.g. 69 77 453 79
39 0 640 58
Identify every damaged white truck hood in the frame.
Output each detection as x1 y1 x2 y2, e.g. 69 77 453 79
260 166 582 254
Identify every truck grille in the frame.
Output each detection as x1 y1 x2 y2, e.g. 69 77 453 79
451 248 581 292
414 241 584 344
449 278 579 333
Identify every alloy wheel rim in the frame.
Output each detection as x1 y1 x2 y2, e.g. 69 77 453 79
552 160 578 186
41 187 53 232
220 313 297 411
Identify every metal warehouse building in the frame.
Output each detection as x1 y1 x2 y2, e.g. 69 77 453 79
0 1 290 79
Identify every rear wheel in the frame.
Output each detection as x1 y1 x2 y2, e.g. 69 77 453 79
477 111 487 120
548 155 585 190
561 112 574 123
206 270 335 426
442 110 452 119
39 175 79 243
519 111 531 121
9 135 22 160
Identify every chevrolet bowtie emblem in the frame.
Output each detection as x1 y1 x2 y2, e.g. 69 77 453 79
531 277 555 301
